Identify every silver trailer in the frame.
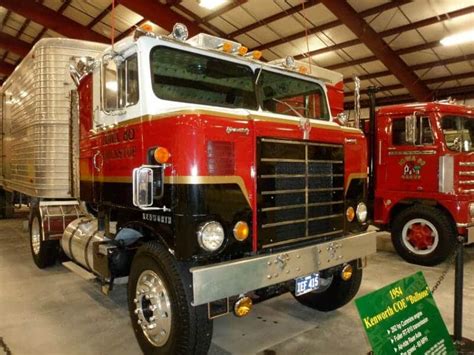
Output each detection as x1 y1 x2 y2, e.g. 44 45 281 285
0 38 107 199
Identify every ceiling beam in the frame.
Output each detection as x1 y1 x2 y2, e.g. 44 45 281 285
345 53 474 84
320 0 431 101
345 71 474 99
0 0 108 43
294 5 473 62
116 19 147 42
326 41 441 71
345 84 474 110
172 3 225 36
197 0 248 25
252 1 409 52
117 0 203 36
229 0 321 38
0 32 31 57
0 61 15 75
87 4 112 29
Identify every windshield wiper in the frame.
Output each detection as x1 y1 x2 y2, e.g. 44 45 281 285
272 97 304 118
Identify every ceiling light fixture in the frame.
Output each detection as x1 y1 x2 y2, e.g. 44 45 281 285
198 0 227 10
440 30 474 46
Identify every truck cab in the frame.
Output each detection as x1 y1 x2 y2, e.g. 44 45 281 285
373 102 474 265
16 25 376 354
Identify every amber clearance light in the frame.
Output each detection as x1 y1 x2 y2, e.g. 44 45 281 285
233 221 249 241
346 206 355 222
154 147 170 164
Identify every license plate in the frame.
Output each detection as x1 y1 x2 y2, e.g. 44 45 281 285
295 273 320 296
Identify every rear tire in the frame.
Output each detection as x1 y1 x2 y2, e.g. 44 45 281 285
29 207 58 269
292 259 363 312
391 205 456 266
128 241 213 354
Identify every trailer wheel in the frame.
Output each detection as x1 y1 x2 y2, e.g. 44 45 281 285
29 208 58 268
292 259 362 312
391 205 456 266
128 241 212 354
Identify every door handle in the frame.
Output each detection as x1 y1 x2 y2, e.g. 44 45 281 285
93 151 103 172
344 138 357 144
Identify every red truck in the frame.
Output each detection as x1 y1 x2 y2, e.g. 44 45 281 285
365 93 474 266
0 25 376 353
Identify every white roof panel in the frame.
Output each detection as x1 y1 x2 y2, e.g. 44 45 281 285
366 7 410 33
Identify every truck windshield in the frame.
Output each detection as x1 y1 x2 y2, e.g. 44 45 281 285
150 46 257 110
150 46 330 119
441 115 474 152
258 69 330 120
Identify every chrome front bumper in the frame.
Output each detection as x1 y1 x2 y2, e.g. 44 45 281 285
190 231 377 306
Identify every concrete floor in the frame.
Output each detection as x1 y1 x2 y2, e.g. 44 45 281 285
0 215 473 355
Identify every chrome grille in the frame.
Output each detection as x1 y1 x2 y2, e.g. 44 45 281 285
257 138 344 248
458 161 474 193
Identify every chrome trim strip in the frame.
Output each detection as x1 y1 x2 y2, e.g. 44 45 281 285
190 231 377 305
460 189 474 193
262 213 343 229
388 150 436 156
261 187 343 195
460 162 474 166
262 200 343 212
459 180 474 185
261 138 342 148
459 171 474 176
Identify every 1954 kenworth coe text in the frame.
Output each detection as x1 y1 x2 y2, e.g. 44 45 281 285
0 25 376 354
364 97 474 266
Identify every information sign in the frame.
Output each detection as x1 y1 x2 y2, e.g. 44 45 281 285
355 271 456 354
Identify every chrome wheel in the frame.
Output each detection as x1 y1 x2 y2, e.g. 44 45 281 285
402 218 439 255
31 217 41 255
133 270 172 347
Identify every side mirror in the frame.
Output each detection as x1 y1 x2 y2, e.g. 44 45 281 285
132 166 164 209
336 112 348 126
405 114 417 145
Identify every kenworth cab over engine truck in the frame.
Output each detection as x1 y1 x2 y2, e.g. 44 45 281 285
0 25 376 353
364 91 474 266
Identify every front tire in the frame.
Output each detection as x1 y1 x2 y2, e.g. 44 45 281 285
29 207 58 269
128 241 212 354
391 205 456 266
292 259 363 312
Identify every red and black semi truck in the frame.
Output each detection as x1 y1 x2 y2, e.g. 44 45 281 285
0 25 376 353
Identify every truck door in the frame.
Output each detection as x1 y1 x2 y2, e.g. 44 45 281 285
384 115 438 193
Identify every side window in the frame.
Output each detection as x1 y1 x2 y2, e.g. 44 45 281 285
103 58 122 112
102 54 139 113
392 116 433 146
126 55 139 106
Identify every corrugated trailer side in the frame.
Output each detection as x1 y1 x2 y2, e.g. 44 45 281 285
0 38 106 199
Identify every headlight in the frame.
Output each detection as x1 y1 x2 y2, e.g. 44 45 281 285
469 202 474 218
356 202 368 223
197 221 225 252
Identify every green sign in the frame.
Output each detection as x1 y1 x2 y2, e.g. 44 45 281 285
355 271 456 355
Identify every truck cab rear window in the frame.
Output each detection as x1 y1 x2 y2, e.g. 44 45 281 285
150 46 257 110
